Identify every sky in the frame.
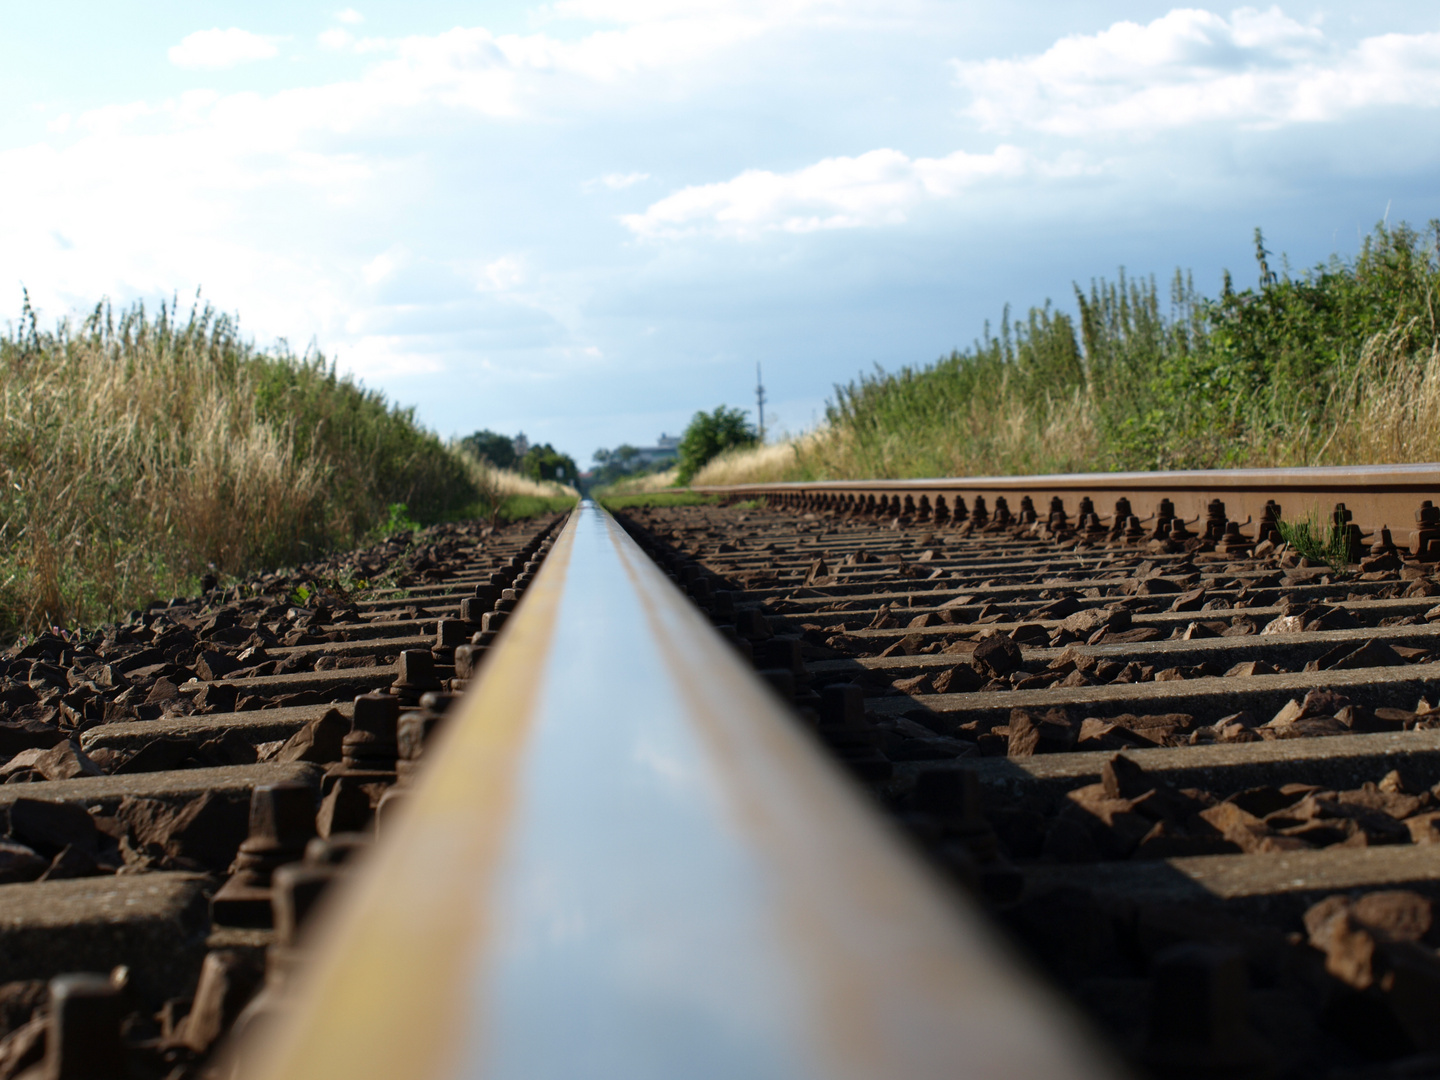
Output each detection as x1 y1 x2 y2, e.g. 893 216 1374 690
2 2 1437 466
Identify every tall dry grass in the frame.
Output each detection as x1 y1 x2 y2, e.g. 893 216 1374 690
598 467 681 495
1277 328 1440 468
0 299 483 638
1 305 324 633
448 446 578 501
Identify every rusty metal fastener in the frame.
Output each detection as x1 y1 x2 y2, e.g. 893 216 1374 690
342 693 400 772
212 783 318 927
458 597 490 623
391 650 440 704
1371 526 1399 557
912 769 997 860
1204 499 1227 541
1143 942 1273 1078
1218 521 1252 553
735 609 772 641
44 972 124 1080
1257 499 1283 544
818 683 892 782
1332 502 1368 562
1168 515 1196 542
453 643 484 681
1414 500 1440 561
753 637 804 676
1047 497 1069 532
272 863 340 948
911 768 1021 902
1018 496 1037 525
709 590 736 620
433 617 468 654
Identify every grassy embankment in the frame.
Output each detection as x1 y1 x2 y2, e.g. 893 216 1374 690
0 298 573 638
691 222 1440 486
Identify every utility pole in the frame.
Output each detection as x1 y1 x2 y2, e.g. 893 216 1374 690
756 362 766 444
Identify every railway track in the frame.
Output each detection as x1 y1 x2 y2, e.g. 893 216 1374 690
5 465 1440 1077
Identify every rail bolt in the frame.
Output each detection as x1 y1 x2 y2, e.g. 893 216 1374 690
272 863 340 948
1413 500 1440 561
1143 942 1273 1077
342 692 401 772
44 973 124 1080
212 783 318 927
391 650 441 704
1219 521 1252 553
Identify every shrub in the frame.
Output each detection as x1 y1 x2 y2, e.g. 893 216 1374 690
676 406 757 483
458 429 518 470
518 443 579 484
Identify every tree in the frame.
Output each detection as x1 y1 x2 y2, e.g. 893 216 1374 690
676 405 756 484
519 442 579 483
459 429 517 470
591 444 650 485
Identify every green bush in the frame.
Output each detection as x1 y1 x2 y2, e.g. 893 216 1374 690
676 406 757 483
519 442 579 484
812 220 1440 479
458 429 518 470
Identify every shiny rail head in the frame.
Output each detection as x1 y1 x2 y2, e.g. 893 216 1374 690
234 498 1122 1080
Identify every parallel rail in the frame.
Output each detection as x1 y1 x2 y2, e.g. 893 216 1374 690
693 463 1440 544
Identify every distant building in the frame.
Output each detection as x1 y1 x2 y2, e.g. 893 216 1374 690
513 432 530 460
633 433 680 468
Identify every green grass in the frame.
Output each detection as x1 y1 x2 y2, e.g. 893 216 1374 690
1275 509 1353 574
598 492 721 511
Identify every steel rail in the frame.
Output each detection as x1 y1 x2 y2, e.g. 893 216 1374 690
238 499 1121 1080
692 462 1440 539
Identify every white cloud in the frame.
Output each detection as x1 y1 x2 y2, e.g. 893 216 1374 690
319 28 354 51
475 256 525 292
586 171 650 191
362 251 400 285
953 6 1440 135
336 8 365 24
168 28 280 70
622 145 1048 238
